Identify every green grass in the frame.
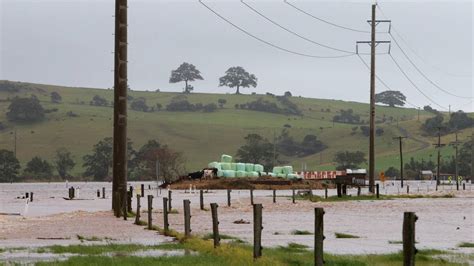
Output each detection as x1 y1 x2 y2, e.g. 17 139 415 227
168 209 179 214
335 233 360 239
0 80 470 176
458 242 474 248
202 233 240 241
291 230 313 235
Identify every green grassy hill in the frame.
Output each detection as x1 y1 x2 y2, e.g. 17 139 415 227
0 80 472 177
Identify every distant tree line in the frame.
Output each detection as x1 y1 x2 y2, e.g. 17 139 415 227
422 111 474 136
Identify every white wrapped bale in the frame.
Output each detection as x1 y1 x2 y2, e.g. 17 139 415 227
254 164 264 172
221 154 233 163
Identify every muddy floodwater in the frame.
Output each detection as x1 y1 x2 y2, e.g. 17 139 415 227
1 181 473 256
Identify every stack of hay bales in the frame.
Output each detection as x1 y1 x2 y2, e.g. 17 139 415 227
272 165 299 180
207 154 267 178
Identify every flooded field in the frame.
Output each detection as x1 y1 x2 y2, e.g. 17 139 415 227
1 181 473 258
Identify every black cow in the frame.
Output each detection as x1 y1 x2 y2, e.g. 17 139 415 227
188 170 204 180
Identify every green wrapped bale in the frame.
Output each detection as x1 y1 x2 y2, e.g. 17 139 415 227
250 171 259 178
221 154 233 163
272 167 282 174
268 173 276 177
236 171 246 178
223 170 236 178
277 173 287 178
236 163 246 171
260 172 267 176
287 174 300 180
254 164 264 172
245 163 255 172
282 166 293 175
221 163 231 171
231 163 237 171
217 170 224 178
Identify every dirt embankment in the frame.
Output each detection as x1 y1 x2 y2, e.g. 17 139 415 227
166 177 334 190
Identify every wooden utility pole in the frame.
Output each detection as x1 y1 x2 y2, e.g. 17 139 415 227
112 0 128 212
368 4 376 193
449 132 462 190
356 5 390 193
433 127 445 190
471 133 474 183
393 136 407 188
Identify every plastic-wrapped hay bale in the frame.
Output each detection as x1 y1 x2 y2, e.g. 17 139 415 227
231 163 237 171
287 174 300 180
282 166 293 175
254 164 264 172
236 171 246 178
236 163 246 171
245 163 255 172
223 170 236 178
260 172 267 176
268 173 276 177
221 163 231 171
217 170 224 178
277 173 287 178
251 171 259 178
272 167 282 174
221 154 233 163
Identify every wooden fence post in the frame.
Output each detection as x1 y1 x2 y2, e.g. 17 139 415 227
314 207 325 266
184 199 191 237
168 190 172 210
26 192 29 199
134 194 141 225
163 197 169 233
200 190 204 210
342 185 347 195
292 189 295 204
113 191 119 217
463 183 466 190
141 184 145 197
210 203 220 248
272 190 276 203
147 195 153 230
336 184 342 198
102 187 105 199
376 184 380 198
407 185 410 194
30 192 34 202
127 191 132 214
403 212 417 266
250 189 254 205
97 189 100 198
227 189 231 207
253 203 263 259
357 186 361 196
325 187 328 199
123 191 128 220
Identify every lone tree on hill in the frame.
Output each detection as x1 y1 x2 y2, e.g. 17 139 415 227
219 66 257 94
7 96 45 122
333 150 366 170
375 90 406 107
0 149 20 182
50 92 62 103
169 62 203 93
54 148 75 179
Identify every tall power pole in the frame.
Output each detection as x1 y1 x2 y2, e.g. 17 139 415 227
449 132 462 191
356 5 390 193
112 0 128 212
393 136 406 188
471 132 474 183
432 127 445 191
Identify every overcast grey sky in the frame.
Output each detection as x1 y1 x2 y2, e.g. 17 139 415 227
1 0 472 111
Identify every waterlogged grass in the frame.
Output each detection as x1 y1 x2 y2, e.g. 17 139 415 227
36 244 171 255
335 233 360 239
458 242 474 248
202 233 240 241
296 193 455 203
291 230 313 235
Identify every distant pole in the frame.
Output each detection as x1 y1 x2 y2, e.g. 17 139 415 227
450 132 462 191
368 4 376 193
273 130 276 167
433 127 446 190
471 132 474 183
393 136 407 188
112 0 128 212
417 108 420 121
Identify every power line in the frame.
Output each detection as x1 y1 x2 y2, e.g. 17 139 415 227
357 53 420 109
376 4 472 78
388 53 447 110
283 0 371 34
390 33 473 99
241 0 355 54
198 0 355 59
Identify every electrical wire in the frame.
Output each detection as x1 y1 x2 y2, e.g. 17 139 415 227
198 0 355 59
390 33 473 99
377 4 472 78
357 54 420 109
388 53 448 111
241 0 355 54
283 0 371 34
